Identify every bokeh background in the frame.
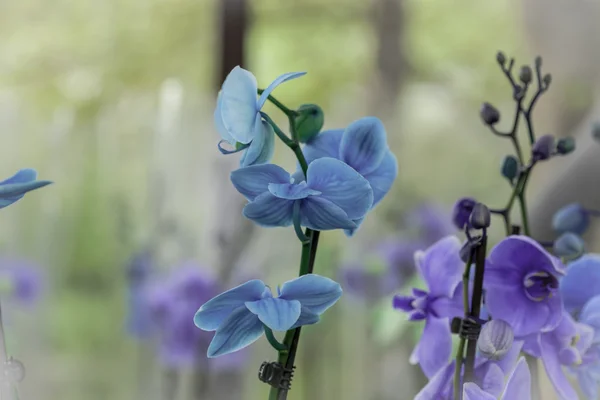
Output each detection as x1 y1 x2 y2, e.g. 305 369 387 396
1 0 600 399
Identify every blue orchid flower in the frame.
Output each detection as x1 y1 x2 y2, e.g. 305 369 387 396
193 274 342 357
214 66 305 167
0 169 51 209
301 117 398 235
230 157 373 231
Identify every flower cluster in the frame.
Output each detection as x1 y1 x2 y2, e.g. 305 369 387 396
392 52 600 399
195 65 398 398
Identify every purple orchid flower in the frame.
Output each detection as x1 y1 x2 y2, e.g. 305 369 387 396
0 258 43 304
147 262 221 368
462 357 531 400
522 311 593 400
125 250 154 339
484 235 565 337
301 117 398 236
415 340 524 399
392 236 464 378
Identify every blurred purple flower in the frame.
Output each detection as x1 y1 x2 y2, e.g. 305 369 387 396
406 203 456 243
339 203 454 301
0 258 44 304
147 262 249 370
125 250 154 339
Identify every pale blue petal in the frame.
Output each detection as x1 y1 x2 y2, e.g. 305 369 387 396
363 150 398 207
268 182 320 200
207 306 264 357
245 297 301 331
343 217 365 237
299 196 356 230
219 66 259 144
302 129 343 165
0 180 52 198
214 92 236 145
501 357 531 400
257 72 306 109
340 117 388 175
306 157 374 219
291 169 306 184
0 195 25 208
278 274 343 315
230 164 290 201
194 280 266 331
240 116 275 167
289 307 320 329
0 169 37 185
463 383 496 400
243 192 294 227
414 362 455 400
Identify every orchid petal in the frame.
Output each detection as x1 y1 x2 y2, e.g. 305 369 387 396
340 117 388 175
257 72 306 109
231 164 290 201
219 66 259 144
240 117 275 167
363 150 398 207
245 297 301 331
207 306 263 357
302 129 343 165
278 274 342 315
242 193 294 227
299 196 356 230
194 279 266 331
306 157 373 219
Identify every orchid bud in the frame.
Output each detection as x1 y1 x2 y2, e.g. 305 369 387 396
294 104 324 143
477 319 514 361
535 56 542 69
532 134 555 161
519 65 532 84
543 74 552 88
452 197 477 230
500 155 519 182
556 137 575 155
552 203 589 235
480 103 500 125
554 233 585 261
460 241 473 263
469 203 491 230
496 52 506 66
3 357 25 382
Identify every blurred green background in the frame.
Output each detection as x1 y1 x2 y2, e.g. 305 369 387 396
1 0 599 399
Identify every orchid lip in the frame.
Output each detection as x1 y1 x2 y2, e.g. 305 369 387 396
523 270 558 302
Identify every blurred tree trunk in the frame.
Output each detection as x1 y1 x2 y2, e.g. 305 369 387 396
195 1 253 399
368 0 408 121
519 0 600 247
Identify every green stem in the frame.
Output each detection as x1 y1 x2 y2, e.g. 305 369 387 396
453 251 474 399
257 89 295 117
264 326 289 352
260 112 294 146
264 97 320 400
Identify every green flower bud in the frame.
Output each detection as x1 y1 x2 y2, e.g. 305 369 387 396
519 65 532 84
556 137 575 155
501 155 519 182
496 52 506 66
294 104 324 143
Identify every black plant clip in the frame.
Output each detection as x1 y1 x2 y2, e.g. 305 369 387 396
451 316 485 341
258 361 295 390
